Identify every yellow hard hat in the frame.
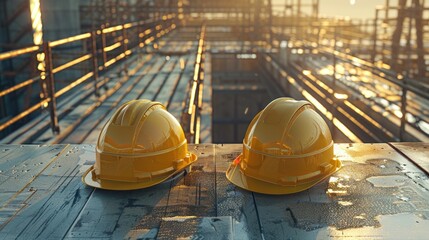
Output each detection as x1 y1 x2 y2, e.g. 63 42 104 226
82 99 197 190
226 97 341 194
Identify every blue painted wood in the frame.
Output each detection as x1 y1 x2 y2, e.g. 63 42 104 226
0 145 21 164
215 144 262 240
81 54 178 144
0 145 93 239
0 145 67 208
0 143 428 239
157 216 233 239
60 54 156 144
168 54 197 120
252 143 429 240
163 144 216 217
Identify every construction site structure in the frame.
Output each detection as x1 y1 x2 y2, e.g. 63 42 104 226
0 0 428 145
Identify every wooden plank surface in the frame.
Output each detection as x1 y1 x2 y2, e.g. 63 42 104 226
215 144 262 240
155 144 217 239
390 142 429 174
0 143 428 239
66 144 214 239
61 54 159 144
168 54 196 120
0 54 141 145
252 143 429 239
0 145 67 224
0 145 94 239
60 52 183 144
33 55 147 144
2 40 200 146
157 216 233 239
82 55 168 144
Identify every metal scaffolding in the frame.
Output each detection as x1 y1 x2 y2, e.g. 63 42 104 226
0 0 428 143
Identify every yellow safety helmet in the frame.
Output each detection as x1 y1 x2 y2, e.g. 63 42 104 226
226 98 341 194
82 99 197 190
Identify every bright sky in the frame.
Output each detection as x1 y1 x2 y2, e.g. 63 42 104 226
319 0 389 19
273 0 396 20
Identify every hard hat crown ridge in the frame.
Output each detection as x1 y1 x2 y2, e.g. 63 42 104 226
226 97 341 195
82 99 197 190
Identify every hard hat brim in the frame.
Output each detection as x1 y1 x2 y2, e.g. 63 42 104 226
225 158 341 195
82 153 197 190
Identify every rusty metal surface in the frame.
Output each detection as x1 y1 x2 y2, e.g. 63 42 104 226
0 143 428 239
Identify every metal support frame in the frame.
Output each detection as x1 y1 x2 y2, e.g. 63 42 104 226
91 31 100 97
183 25 205 144
43 42 60 134
122 26 129 75
101 30 107 66
0 14 177 136
331 27 338 137
371 8 379 64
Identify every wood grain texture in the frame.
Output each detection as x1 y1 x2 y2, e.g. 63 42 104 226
157 216 233 239
33 55 145 144
168 54 197 120
0 145 93 239
0 143 428 239
215 144 263 240
61 54 157 144
390 142 429 174
0 145 67 208
252 143 429 239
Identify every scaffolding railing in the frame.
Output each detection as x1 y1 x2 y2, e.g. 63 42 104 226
269 31 429 142
0 14 177 136
183 25 206 144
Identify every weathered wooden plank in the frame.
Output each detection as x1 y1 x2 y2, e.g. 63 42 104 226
215 144 262 240
66 143 213 239
33 66 147 144
157 216 233 239
159 40 193 53
81 55 170 144
117 54 166 102
139 58 179 101
60 55 156 144
0 143 427 239
155 72 181 106
390 142 429 174
155 55 182 98
144 144 215 239
62 105 114 143
0 145 67 223
0 145 65 188
140 71 169 99
252 143 429 239
168 54 197 120
0 145 94 239
163 144 216 217
0 145 21 163
162 56 178 73
26 54 144 145
65 183 173 239
65 145 201 239
0 54 142 145
0 144 66 193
